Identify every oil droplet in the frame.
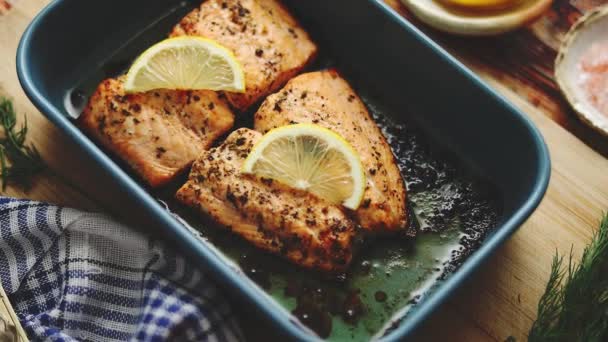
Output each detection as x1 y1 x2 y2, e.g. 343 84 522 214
374 291 388 302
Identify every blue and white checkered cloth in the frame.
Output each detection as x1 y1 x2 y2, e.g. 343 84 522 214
0 197 243 341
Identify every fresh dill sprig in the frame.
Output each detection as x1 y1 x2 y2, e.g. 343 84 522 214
0 98 45 191
529 213 608 342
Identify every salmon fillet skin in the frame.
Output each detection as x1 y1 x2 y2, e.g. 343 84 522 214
79 77 235 187
176 128 359 273
254 70 409 235
171 0 318 112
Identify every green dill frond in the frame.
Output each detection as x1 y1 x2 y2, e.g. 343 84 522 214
529 214 608 342
0 98 45 191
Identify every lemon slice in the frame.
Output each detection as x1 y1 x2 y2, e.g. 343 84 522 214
242 124 366 210
442 0 517 10
124 36 245 93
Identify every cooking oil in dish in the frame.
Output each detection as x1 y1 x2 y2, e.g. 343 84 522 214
162 87 500 340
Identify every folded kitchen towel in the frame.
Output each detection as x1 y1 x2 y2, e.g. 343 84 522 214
0 197 243 341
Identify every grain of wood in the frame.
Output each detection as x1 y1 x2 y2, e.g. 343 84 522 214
388 0 608 157
0 0 145 216
0 1 607 342
0 282 26 341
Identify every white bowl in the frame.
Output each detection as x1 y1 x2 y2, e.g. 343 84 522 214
401 0 553 36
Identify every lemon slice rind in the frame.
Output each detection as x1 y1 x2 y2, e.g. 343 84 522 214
123 36 245 93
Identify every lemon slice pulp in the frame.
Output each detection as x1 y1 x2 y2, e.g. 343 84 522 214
242 124 366 210
123 36 245 93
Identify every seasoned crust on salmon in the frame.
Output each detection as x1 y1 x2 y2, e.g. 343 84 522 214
79 77 234 187
176 128 358 272
254 70 409 235
171 0 317 111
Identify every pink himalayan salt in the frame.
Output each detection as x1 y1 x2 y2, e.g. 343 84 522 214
578 40 608 116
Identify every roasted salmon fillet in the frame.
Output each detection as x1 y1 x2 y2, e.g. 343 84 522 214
171 0 317 111
254 70 408 235
80 77 234 187
176 128 358 272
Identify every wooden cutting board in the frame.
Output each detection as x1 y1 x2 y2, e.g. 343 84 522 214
1 0 607 341
0 283 26 341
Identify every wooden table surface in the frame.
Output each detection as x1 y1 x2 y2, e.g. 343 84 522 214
1 0 608 341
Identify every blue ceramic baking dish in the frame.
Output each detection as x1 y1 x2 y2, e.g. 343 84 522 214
17 0 550 340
